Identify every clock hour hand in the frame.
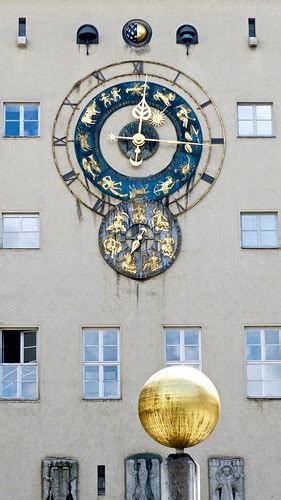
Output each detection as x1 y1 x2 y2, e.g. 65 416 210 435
131 227 147 254
109 133 213 148
131 74 152 135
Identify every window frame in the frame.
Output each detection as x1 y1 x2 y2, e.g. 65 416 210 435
0 328 39 401
164 327 202 370
82 327 121 401
1 212 40 249
245 326 281 399
3 102 40 138
237 102 274 138
240 211 279 249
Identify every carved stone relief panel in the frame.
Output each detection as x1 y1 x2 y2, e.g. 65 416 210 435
209 457 244 500
125 453 162 500
42 458 78 500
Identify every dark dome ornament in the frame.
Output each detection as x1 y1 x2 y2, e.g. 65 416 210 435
122 20 152 47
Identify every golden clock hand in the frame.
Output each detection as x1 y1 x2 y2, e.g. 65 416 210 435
109 133 212 147
132 74 152 134
131 227 147 254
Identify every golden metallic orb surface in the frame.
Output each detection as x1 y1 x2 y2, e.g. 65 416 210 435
137 23 148 42
138 366 220 449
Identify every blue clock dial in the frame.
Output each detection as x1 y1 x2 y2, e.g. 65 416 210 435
74 81 203 201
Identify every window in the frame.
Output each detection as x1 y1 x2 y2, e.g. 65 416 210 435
237 103 273 137
164 328 202 369
4 103 40 137
245 327 281 398
97 465 105 496
241 212 278 248
0 329 38 400
83 328 120 399
2 213 40 249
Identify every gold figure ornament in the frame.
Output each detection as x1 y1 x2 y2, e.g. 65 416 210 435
77 129 91 152
138 365 220 450
82 155 101 178
153 91 176 107
106 212 128 233
132 203 146 224
149 109 166 127
151 209 170 232
81 100 100 126
143 251 161 273
176 105 196 128
103 234 122 258
129 185 148 199
98 176 126 197
160 234 175 257
125 84 145 97
122 252 138 274
153 176 177 196
111 87 121 102
100 92 112 107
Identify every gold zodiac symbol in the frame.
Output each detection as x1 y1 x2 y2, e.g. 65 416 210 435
132 203 146 224
143 251 161 273
98 176 126 197
111 87 122 102
106 212 128 233
81 100 100 126
103 234 122 258
100 93 112 107
77 129 91 152
126 84 146 96
153 91 176 107
176 105 195 128
153 176 177 196
82 155 101 178
129 185 148 199
160 234 175 258
151 209 170 232
122 252 138 274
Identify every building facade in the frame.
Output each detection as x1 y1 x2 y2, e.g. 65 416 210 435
0 1 280 498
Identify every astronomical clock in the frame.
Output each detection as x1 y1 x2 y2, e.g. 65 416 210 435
52 51 225 280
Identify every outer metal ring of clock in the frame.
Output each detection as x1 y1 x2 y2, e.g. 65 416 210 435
99 200 181 280
52 60 225 217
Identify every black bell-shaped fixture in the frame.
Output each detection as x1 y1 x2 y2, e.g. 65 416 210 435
77 24 99 55
176 25 198 54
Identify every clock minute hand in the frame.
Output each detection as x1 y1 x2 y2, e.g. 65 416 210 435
109 133 213 148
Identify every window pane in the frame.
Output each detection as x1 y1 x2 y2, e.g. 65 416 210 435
256 120 273 136
238 120 254 136
266 345 281 361
265 330 280 344
5 121 20 136
3 217 20 232
238 105 253 120
21 382 37 399
24 332 36 347
185 346 199 361
22 217 38 232
84 330 99 345
24 347 36 363
256 105 272 120
24 105 38 120
166 330 180 345
84 366 99 381
184 330 199 345
21 366 37 382
247 345 261 360
84 346 99 361
247 380 262 397
84 382 99 398
104 381 118 398
5 105 20 120
265 380 281 397
242 231 258 247
246 330 261 345
103 331 117 345
260 214 276 231
266 364 281 380
166 345 180 361
2 382 17 398
104 366 118 381
260 231 277 247
24 121 38 137
2 366 17 381
241 215 257 231
22 232 39 248
3 233 21 248
247 364 262 380
103 346 117 361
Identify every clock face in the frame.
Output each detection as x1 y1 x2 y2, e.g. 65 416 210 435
52 60 225 217
99 200 181 280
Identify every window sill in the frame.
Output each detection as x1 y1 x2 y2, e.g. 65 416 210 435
0 398 40 403
247 396 281 400
3 135 40 139
82 397 122 402
237 135 276 139
1 247 40 250
241 246 279 250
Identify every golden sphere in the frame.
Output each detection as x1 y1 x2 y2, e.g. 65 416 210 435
137 23 148 42
138 365 220 449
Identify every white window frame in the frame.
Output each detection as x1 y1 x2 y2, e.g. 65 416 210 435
237 103 274 137
240 212 278 249
164 327 202 370
0 329 38 400
82 328 120 400
245 327 281 399
2 212 40 249
3 102 40 137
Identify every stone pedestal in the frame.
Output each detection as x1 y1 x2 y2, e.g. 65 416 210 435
161 453 200 500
